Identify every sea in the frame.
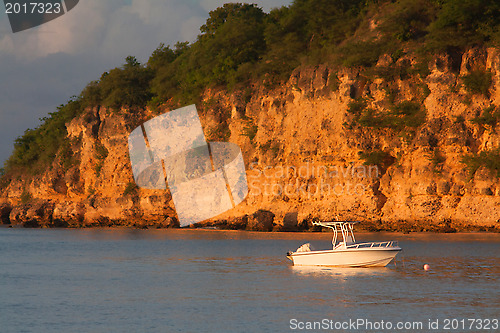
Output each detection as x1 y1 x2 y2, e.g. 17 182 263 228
0 228 499 332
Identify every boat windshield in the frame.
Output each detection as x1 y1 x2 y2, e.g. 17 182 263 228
312 221 359 249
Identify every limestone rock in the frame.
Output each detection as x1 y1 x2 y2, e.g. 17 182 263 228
247 210 275 231
1 48 500 231
0 202 12 224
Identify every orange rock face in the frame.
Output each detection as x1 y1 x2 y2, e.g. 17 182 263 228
1 48 500 231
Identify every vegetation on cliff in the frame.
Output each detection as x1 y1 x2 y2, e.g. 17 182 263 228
2 0 500 181
4 98 83 175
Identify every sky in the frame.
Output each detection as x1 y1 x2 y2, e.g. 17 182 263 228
0 0 292 167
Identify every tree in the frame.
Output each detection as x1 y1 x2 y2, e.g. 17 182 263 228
200 3 260 35
99 57 153 109
148 43 177 71
427 0 500 50
80 80 101 107
380 0 435 42
152 3 267 102
125 55 140 68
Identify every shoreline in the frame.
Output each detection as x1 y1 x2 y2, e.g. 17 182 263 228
1 223 499 234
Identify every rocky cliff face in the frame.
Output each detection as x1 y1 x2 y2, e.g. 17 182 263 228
1 47 500 231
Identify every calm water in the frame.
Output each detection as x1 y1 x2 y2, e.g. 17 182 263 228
0 228 499 332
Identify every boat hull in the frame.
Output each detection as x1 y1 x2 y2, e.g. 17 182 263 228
289 247 401 267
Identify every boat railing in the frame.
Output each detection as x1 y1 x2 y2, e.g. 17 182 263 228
346 241 399 249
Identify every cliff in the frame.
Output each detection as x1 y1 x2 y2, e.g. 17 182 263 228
1 47 500 231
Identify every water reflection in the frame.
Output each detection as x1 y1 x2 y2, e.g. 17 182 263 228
290 265 394 279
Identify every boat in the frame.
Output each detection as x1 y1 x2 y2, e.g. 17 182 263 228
287 221 401 267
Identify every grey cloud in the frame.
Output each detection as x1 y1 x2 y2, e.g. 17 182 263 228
0 0 292 166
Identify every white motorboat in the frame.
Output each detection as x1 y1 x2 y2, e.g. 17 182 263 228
287 221 401 267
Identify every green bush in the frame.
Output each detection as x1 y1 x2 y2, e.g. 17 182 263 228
259 141 271 152
338 40 388 68
430 149 446 173
0 172 9 190
270 142 281 158
410 58 431 79
123 182 139 196
346 98 367 117
260 0 366 78
421 83 431 99
359 150 395 169
80 80 102 108
147 43 182 71
426 0 500 51
462 70 493 96
389 101 426 129
20 190 33 204
4 97 83 174
241 120 258 141
152 4 267 103
94 161 104 177
353 100 426 131
373 61 411 81
380 0 435 42
461 148 500 178
206 123 231 141
98 56 154 110
358 108 384 128
59 140 77 171
94 143 108 161
90 143 108 177
471 106 500 129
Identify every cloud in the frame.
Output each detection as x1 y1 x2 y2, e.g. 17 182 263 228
0 0 292 61
0 0 293 165
0 0 209 61
0 1 119 59
0 52 116 164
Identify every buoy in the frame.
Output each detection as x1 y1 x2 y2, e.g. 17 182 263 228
423 264 430 271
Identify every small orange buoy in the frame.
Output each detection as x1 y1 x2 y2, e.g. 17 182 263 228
423 264 430 271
